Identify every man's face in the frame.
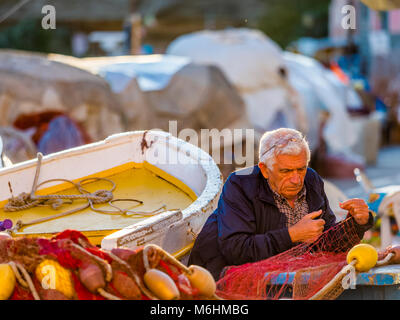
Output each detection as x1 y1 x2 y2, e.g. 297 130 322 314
258 150 308 200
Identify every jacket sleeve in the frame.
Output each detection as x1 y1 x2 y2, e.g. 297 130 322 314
216 176 293 266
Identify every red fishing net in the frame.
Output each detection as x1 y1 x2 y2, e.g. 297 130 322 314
1 229 209 300
216 217 362 300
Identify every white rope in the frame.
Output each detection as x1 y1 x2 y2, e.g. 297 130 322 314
9 261 41 300
97 288 121 300
376 252 395 266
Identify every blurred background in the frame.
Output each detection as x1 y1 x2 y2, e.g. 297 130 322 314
1 0 400 247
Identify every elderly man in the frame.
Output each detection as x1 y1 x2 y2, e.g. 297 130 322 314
188 128 374 280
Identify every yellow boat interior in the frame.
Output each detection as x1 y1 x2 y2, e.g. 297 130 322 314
0 161 196 245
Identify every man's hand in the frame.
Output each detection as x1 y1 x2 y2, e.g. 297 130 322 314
288 210 325 243
379 245 400 264
339 198 370 225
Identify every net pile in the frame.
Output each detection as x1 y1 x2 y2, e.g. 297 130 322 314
216 217 362 300
0 230 211 300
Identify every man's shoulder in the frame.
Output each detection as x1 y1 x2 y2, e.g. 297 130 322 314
305 167 324 190
222 166 260 195
305 167 319 179
227 166 260 182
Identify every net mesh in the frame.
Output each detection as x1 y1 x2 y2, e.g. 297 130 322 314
216 217 362 300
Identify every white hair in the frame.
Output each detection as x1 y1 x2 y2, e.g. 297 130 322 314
259 128 310 170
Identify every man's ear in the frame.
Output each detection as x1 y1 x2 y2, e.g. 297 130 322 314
258 162 269 179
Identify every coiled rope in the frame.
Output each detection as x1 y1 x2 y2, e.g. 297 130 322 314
4 153 170 233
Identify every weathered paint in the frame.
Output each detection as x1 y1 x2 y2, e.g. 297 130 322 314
338 265 400 300
356 264 400 285
268 265 400 286
266 264 400 299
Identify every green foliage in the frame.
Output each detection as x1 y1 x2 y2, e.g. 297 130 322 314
0 19 72 54
257 0 331 48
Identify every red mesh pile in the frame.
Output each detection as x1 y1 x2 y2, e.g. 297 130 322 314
216 217 362 300
1 229 206 300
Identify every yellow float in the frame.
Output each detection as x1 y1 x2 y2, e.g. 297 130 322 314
35 259 74 299
187 265 216 297
143 268 180 300
0 264 16 300
346 243 378 272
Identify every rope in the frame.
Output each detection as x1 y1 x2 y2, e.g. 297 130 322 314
376 252 395 266
143 244 191 274
187 227 197 240
309 260 357 300
309 252 396 300
8 261 28 288
5 177 115 212
9 261 40 300
97 288 121 300
4 152 171 233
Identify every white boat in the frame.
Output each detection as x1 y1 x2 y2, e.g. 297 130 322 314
0 130 223 260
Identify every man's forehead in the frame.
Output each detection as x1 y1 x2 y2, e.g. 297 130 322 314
274 152 308 170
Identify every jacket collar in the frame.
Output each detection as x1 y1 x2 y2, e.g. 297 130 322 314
256 166 325 211
255 167 277 205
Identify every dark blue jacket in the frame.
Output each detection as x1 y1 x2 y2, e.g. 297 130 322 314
188 166 373 280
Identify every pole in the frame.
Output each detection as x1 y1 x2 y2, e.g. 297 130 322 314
128 0 142 55
358 2 371 78
130 13 142 55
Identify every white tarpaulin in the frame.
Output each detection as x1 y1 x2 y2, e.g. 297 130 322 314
285 63 321 151
243 87 299 132
283 51 358 154
167 28 308 135
95 54 191 93
167 28 285 90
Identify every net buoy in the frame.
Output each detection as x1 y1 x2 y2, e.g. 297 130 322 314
143 269 180 300
187 265 216 297
346 244 378 272
0 264 16 300
35 259 74 299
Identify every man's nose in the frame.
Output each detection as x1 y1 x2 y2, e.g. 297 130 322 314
290 172 301 184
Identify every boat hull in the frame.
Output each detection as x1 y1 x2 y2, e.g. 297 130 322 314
0 130 223 258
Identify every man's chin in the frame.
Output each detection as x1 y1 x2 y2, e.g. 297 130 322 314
283 189 301 198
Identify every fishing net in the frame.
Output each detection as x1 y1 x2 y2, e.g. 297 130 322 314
216 217 362 300
0 229 215 300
